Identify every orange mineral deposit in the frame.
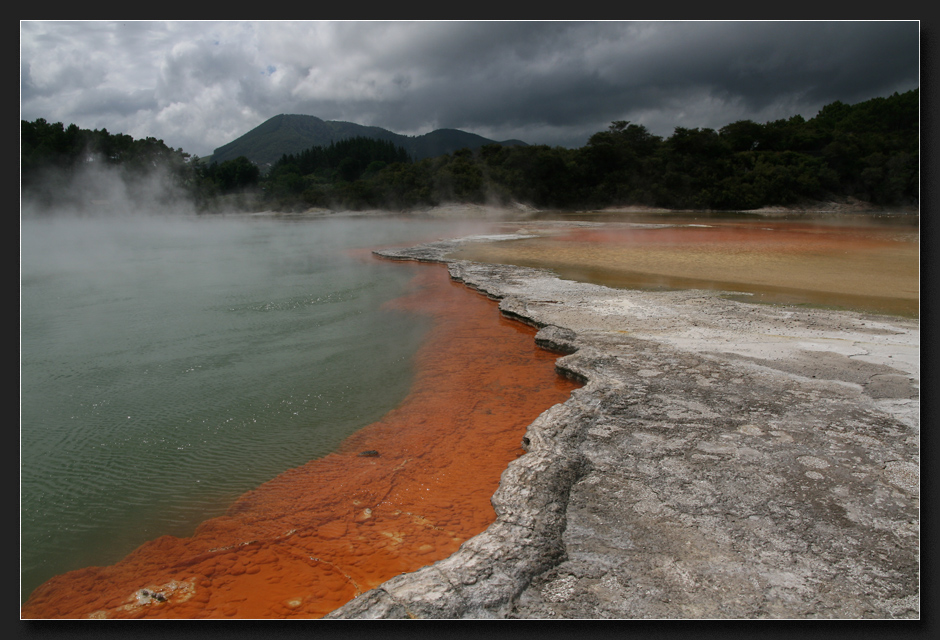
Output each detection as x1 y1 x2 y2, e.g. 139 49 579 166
21 261 580 619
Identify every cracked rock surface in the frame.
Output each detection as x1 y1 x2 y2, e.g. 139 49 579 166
327 235 919 619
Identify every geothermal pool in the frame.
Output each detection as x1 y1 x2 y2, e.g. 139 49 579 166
20 210 917 617
22 258 578 618
20 215 494 605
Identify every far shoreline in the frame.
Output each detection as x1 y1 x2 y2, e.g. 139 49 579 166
202 194 919 223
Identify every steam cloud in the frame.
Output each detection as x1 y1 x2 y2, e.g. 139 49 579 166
21 157 198 219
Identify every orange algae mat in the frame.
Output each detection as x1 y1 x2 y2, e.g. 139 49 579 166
21 261 580 619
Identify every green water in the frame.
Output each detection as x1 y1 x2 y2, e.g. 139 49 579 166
20 214 470 602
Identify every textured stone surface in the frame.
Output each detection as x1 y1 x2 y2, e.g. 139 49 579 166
327 235 919 619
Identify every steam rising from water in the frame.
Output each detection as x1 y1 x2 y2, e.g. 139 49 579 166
21 154 197 219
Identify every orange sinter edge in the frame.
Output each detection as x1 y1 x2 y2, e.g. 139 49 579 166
21 261 581 619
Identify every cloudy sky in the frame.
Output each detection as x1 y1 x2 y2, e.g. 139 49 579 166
20 21 920 158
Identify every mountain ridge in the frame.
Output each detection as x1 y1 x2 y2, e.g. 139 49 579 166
209 114 528 166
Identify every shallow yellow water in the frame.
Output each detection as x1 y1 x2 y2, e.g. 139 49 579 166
451 219 919 317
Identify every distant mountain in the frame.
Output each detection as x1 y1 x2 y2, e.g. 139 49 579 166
208 114 528 167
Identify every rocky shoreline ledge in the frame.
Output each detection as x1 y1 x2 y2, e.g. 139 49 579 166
327 233 919 619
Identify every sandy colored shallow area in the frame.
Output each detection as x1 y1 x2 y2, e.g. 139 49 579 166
449 221 919 317
331 228 919 619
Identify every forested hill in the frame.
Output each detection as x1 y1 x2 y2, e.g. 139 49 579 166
262 89 918 212
21 89 918 214
209 114 528 166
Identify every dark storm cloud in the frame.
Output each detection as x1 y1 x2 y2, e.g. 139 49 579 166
660 21 920 108
264 21 919 148
20 21 920 156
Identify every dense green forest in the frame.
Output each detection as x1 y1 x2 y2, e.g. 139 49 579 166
265 137 412 208
21 89 918 214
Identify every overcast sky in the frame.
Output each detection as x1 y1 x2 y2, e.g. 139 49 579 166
20 20 921 158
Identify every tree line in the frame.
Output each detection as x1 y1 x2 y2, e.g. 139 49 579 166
21 89 918 214
265 137 412 209
263 89 917 211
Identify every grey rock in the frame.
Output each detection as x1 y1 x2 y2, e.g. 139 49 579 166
534 325 579 354
328 236 919 619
